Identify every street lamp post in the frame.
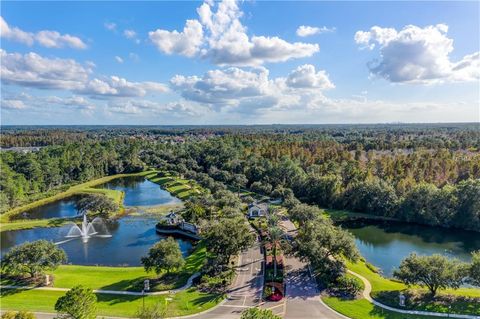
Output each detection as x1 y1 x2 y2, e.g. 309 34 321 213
142 279 150 311
164 296 173 317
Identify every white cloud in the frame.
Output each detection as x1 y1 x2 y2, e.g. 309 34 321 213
149 0 319 66
354 24 480 83
129 53 140 62
1 50 168 98
170 64 334 112
104 22 117 31
106 99 204 116
0 16 34 45
123 29 137 39
115 56 124 63
123 29 140 44
286 64 335 89
1 50 91 90
1 99 26 109
1 92 95 112
45 95 95 110
149 20 204 57
296 25 336 37
1 16 87 49
35 31 87 49
80 76 169 98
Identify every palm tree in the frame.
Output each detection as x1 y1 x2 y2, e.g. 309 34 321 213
266 226 285 277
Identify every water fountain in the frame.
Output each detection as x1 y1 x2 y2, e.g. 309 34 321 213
66 213 112 243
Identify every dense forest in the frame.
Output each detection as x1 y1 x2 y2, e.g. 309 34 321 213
1 124 479 231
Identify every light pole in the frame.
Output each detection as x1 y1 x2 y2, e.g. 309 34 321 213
164 296 173 317
142 279 150 311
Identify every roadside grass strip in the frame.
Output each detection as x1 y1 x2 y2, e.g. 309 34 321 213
0 288 223 318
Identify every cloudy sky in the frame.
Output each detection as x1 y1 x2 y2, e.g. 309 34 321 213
1 1 479 125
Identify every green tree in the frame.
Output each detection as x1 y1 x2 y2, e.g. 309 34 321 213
54 285 97 319
393 253 467 296
240 307 281 319
469 250 480 286
295 215 359 282
1 240 67 278
266 226 286 278
454 179 480 230
289 204 322 227
141 237 185 275
1 311 35 319
76 194 118 218
204 217 255 267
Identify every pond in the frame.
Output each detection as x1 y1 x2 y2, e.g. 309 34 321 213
0 216 193 266
14 194 85 220
341 219 480 277
17 176 180 220
94 176 181 207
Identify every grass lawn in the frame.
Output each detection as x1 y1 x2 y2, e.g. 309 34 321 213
322 297 439 319
345 260 480 315
149 173 202 200
47 242 207 292
0 288 223 318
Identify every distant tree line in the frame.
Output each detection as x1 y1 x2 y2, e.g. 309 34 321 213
140 135 479 231
2 126 479 231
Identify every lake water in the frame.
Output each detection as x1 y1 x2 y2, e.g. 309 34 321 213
94 176 181 207
14 194 85 220
0 216 193 266
17 176 180 220
341 219 480 277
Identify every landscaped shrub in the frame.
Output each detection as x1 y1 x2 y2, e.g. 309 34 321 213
263 285 274 299
198 270 235 293
1 311 35 319
265 268 284 283
366 262 379 273
328 275 363 298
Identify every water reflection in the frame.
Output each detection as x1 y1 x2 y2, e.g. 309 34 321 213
340 219 480 277
0 216 192 266
94 176 181 207
14 195 85 220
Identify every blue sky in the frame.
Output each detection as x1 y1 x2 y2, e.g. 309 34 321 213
1 1 479 125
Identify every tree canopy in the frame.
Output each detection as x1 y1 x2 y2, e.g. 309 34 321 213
54 285 97 319
141 237 185 275
393 253 467 296
203 217 255 267
1 240 67 278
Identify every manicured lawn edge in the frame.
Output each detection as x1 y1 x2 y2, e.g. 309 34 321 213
321 296 439 319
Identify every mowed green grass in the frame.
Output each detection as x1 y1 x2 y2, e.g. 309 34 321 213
51 242 207 291
0 288 223 318
322 297 438 319
347 260 480 297
149 174 202 200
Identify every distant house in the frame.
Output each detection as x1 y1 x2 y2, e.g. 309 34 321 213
248 202 268 218
162 212 182 225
